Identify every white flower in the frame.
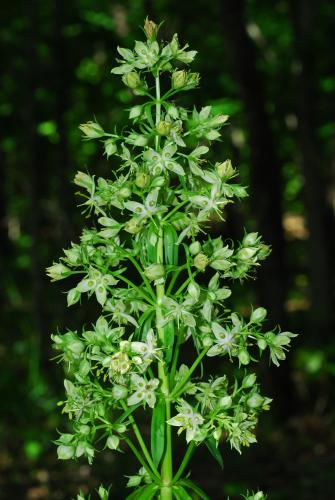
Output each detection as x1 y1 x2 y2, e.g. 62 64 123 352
207 322 237 357
124 189 165 220
162 297 196 328
131 329 161 362
76 267 118 306
127 374 159 408
167 400 204 442
143 144 185 176
190 185 228 219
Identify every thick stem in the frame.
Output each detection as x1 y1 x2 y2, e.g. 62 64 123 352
154 74 173 500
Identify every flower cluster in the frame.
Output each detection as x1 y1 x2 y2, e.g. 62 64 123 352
48 18 295 499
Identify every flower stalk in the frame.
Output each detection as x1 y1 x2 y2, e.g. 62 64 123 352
47 18 296 500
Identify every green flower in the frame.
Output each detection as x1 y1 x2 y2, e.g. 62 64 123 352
143 144 185 176
127 374 159 408
168 400 204 443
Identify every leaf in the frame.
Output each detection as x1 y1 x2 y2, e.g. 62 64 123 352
179 479 210 500
164 224 179 265
164 320 175 363
172 486 192 500
204 436 224 469
125 484 158 500
150 400 166 468
146 223 159 263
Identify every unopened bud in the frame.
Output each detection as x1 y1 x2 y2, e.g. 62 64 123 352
238 349 250 365
247 393 264 409
79 121 105 139
193 253 208 271
242 373 257 388
104 139 117 158
156 121 172 136
144 263 165 281
135 172 150 188
144 17 158 40
189 241 201 255
187 281 200 301
250 307 267 323
218 395 232 409
112 384 128 400
172 70 188 89
124 218 142 234
106 435 120 450
122 71 141 89
216 159 235 178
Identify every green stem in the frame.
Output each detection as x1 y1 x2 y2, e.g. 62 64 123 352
172 442 196 484
155 74 173 500
121 401 160 479
124 437 159 483
112 274 155 305
166 265 187 295
170 348 209 399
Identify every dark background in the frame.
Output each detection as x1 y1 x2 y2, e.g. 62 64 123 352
1 0 335 498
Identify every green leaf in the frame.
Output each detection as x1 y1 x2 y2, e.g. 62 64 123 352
146 223 159 263
172 486 192 500
179 479 210 500
126 484 159 500
164 224 179 265
151 400 166 468
204 436 224 469
164 320 175 363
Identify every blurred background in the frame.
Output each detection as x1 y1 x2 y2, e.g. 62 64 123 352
1 0 335 498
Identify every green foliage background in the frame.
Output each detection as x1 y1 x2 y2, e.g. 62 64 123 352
0 1 334 498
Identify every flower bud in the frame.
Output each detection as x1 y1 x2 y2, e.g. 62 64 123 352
144 17 158 40
67 288 81 306
166 105 179 120
78 425 90 436
74 171 94 191
236 247 258 261
186 72 200 88
57 445 74 460
243 232 259 246
46 263 70 281
129 105 142 119
258 336 268 350
156 120 172 136
216 159 235 179
242 373 257 388
106 435 120 450
189 241 201 255
135 172 150 188
68 339 85 355
218 395 232 409
187 281 200 301
172 70 188 89
247 393 264 409
193 253 208 271
250 307 267 323
202 335 213 347
104 139 117 158
213 428 222 441
257 244 271 260
122 71 141 89
254 492 265 500
238 349 250 365
119 187 131 198
124 218 142 234
79 121 105 139
151 176 165 187
112 384 128 400
144 263 165 281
